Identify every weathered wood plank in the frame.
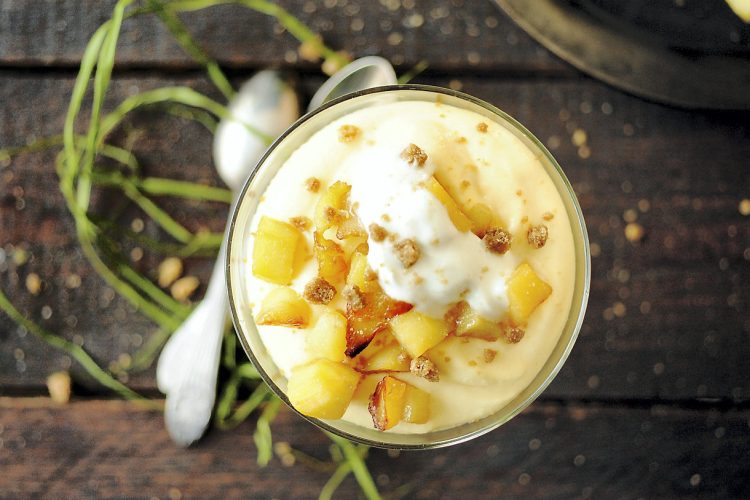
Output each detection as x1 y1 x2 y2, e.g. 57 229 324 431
1 73 748 401
0 398 748 498
0 0 567 73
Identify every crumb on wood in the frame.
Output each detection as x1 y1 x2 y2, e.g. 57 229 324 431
527 224 549 249
483 227 512 255
338 124 361 143
305 177 321 193
400 143 428 167
394 238 420 268
410 356 439 382
343 284 365 311
304 277 336 305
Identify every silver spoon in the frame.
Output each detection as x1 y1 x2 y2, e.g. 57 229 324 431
158 58 397 446
156 70 299 446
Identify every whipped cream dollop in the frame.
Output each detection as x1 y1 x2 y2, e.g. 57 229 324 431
340 144 514 321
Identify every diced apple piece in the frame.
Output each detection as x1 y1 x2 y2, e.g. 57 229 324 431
454 302 501 341
389 310 449 358
346 250 379 293
336 215 366 240
368 375 407 431
507 262 553 325
306 309 347 362
314 181 351 232
426 177 472 232
314 232 348 284
466 203 496 237
355 331 411 373
346 288 412 356
252 216 303 285
287 359 360 419
402 384 430 424
257 287 311 327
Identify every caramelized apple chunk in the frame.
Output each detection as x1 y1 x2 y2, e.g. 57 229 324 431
257 287 311 327
287 359 360 419
451 302 501 341
368 375 407 431
305 309 347 362
314 232 348 284
402 383 431 424
507 262 552 324
314 181 351 232
426 177 472 232
389 309 448 358
252 216 304 285
354 330 411 373
345 286 412 356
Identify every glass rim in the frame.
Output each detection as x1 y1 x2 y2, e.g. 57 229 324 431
226 84 591 450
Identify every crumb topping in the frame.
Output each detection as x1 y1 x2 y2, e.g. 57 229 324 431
381 214 391 222
303 277 336 305
394 238 420 268
369 223 388 242
483 227 512 255
504 325 525 344
456 136 467 144
338 124 361 143
343 284 365 312
527 224 548 249
460 180 471 190
305 177 321 193
410 356 439 382
483 349 497 363
476 122 488 133
542 212 554 221
289 216 312 231
400 143 428 167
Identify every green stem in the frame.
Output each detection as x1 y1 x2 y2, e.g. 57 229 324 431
147 0 234 100
0 286 158 408
327 434 380 500
253 396 281 466
319 462 353 500
93 171 231 203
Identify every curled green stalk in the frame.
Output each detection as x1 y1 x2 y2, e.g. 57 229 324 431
0 286 158 409
326 434 381 500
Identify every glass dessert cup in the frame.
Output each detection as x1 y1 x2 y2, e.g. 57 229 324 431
227 85 591 450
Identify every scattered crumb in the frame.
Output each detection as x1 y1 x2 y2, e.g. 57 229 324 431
468 360 477 367
516 190 523 197
305 177 321 193
410 356 439 382
527 224 549 249
47 371 72 404
25 273 41 295
460 180 471 190
170 276 200 302
476 122 488 133
369 223 388 242
481 266 489 273
394 239 420 268
158 257 183 288
400 143 428 167
484 349 497 363
625 222 645 242
304 277 336 305
739 199 750 216
483 227 512 255
338 124 361 143
381 214 391 222
413 275 424 285
456 136 467 144
290 216 312 231
542 212 554 221
521 216 529 224
504 325 525 344
343 284 365 311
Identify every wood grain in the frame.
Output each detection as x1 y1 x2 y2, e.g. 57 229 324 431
0 0 568 73
1 398 748 499
1 73 749 401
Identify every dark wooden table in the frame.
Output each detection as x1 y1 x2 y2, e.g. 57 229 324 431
1 1 749 498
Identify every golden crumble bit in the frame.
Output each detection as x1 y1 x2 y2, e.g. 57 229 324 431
460 180 471 190
542 212 554 221
527 224 549 249
400 143 428 167
369 223 388 242
483 349 497 363
410 356 439 382
394 239 420 268
343 284 365 312
305 177 321 193
289 216 312 231
338 124 361 143
468 360 477 367
504 325 525 344
304 277 336 305
476 122 488 133
381 214 391 222
456 136 467 144
483 227 512 255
